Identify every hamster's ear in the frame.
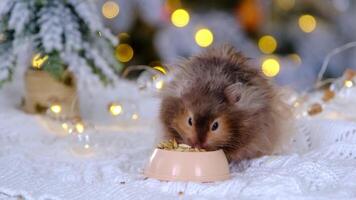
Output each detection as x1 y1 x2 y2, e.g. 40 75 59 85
224 82 243 104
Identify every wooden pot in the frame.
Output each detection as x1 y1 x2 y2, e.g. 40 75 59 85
23 69 80 118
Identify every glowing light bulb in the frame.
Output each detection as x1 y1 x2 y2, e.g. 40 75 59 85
75 122 85 133
171 9 190 27
109 103 123 116
344 80 353 88
298 14 317 33
102 1 120 19
62 123 69 130
115 44 134 62
155 80 164 90
195 28 214 47
153 66 166 74
32 54 48 69
258 35 277 54
262 58 280 77
61 122 75 134
50 104 62 114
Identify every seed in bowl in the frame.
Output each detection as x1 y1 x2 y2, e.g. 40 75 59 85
157 139 206 152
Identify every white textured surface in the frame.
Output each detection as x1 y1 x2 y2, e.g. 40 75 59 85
1 82 356 200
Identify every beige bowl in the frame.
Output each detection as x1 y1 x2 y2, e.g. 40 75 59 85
144 148 230 182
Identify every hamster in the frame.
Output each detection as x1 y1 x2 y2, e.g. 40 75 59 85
159 45 291 162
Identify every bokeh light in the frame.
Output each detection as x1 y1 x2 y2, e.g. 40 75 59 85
102 1 120 19
32 54 48 69
109 103 123 116
258 35 277 54
171 9 190 27
262 58 280 77
116 44 134 62
298 14 317 33
62 123 69 131
62 122 74 134
276 0 295 11
237 0 263 32
344 80 353 88
75 122 85 134
50 104 62 114
195 28 214 47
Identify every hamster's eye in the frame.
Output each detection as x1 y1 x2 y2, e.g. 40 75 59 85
188 117 193 126
211 121 219 131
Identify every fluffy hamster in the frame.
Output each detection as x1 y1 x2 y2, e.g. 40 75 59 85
159 45 291 161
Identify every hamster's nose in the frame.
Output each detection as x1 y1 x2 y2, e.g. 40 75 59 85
187 138 207 149
192 143 201 148
186 138 195 146
187 138 199 148
192 141 205 149
201 143 208 149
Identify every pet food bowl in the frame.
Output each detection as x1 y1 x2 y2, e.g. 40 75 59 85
144 149 230 182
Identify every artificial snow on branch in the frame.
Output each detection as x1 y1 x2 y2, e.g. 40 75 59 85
0 0 122 87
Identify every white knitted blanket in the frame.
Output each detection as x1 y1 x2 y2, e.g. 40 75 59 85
1 82 356 200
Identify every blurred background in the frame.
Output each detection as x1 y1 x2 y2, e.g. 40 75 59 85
98 0 356 91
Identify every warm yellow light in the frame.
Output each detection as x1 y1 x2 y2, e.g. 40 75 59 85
276 0 295 11
50 104 62 114
298 14 317 33
344 80 353 88
84 144 90 149
102 1 120 19
62 123 74 134
32 54 48 69
109 103 123 116
262 58 280 77
62 123 69 130
195 28 214 47
289 54 302 65
258 35 277 54
153 66 166 74
115 44 134 62
75 123 85 133
171 9 190 27
155 80 164 89
131 113 139 120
